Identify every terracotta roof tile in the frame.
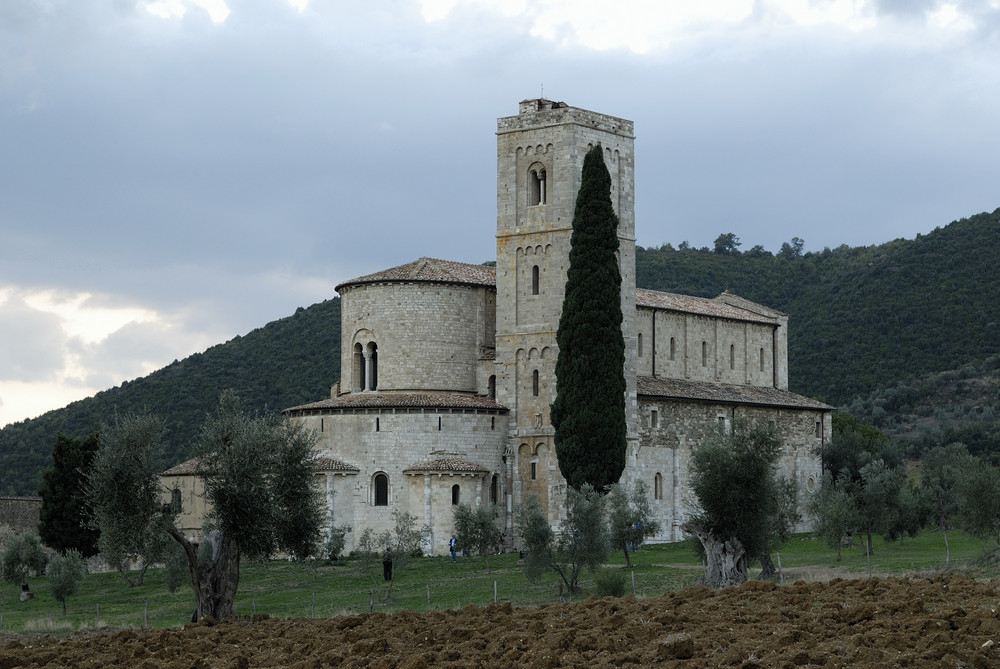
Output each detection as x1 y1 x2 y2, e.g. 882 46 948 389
635 289 776 325
312 456 360 473
637 376 832 410
336 258 496 291
162 454 361 476
284 393 508 413
161 455 209 476
403 458 490 474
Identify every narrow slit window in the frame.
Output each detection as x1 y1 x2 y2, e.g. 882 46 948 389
730 344 735 370
451 484 460 505
702 341 708 367
650 409 658 428
670 337 676 361
532 369 539 397
654 473 663 501
530 462 537 480
638 333 643 357
531 265 540 295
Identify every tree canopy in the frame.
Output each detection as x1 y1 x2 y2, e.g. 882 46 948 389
551 144 627 491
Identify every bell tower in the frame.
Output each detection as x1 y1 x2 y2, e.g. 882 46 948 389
494 99 638 522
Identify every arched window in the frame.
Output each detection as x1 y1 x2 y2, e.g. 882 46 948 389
654 473 663 501
491 474 500 504
353 342 365 390
532 369 539 396
488 375 496 400
451 484 460 505
367 342 378 391
373 473 389 506
528 165 546 206
729 344 735 370
531 265 540 295
638 333 643 357
669 337 676 361
702 341 708 367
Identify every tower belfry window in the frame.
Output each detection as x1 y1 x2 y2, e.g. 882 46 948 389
528 166 546 206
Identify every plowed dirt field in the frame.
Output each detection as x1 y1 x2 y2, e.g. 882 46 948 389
2 575 998 668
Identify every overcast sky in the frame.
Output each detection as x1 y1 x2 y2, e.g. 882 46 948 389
1 0 998 428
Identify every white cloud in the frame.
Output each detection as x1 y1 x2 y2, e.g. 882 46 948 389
143 0 230 23
21 290 159 345
927 3 975 32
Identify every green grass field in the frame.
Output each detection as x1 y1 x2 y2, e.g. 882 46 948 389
2 531 997 635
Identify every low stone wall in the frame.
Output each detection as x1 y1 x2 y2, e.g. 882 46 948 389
0 496 42 551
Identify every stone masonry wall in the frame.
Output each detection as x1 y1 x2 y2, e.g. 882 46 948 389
0 496 41 551
628 400 831 542
635 308 777 387
296 409 507 556
340 282 495 395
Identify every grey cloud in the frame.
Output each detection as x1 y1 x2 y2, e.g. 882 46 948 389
0 296 67 381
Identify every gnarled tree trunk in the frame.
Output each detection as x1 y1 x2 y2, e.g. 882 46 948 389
682 524 748 589
167 527 240 621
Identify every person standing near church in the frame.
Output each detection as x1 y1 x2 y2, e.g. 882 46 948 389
450 536 457 561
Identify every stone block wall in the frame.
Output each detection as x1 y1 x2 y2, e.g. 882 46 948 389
0 496 41 551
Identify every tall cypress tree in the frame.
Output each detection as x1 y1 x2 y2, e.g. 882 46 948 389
38 433 101 556
551 144 627 491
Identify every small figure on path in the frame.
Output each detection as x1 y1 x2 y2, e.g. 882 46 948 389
450 536 457 562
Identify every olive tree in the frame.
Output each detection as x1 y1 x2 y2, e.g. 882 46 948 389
605 480 659 568
517 484 608 594
682 420 796 588
86 411 171 586
88 391 324 621
1 531 47 586
452 503 502 571
46 549 85 614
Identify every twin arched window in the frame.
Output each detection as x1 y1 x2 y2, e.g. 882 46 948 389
528 165 547 206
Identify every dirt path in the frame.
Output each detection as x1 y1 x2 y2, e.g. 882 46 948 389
1 574 998 667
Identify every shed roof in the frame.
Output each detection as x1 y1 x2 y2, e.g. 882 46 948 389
637 376 832 411
403 458 490 475
635 289 777 325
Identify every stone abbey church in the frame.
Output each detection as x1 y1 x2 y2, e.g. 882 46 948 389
164 100 831 556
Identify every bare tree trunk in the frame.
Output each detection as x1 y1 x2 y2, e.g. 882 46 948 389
682 524 748 589
622 543 632 568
